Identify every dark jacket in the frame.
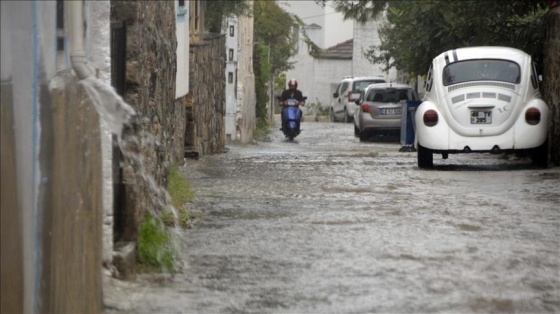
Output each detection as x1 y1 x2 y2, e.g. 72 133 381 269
280 89 304 101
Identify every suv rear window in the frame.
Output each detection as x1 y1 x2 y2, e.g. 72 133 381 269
367 88 412 103
353 79 385 92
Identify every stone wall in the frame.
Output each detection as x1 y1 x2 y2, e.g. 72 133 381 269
186 33 226 155
543 8 560 166
111 1 183 242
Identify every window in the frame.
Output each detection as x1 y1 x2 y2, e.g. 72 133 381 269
442 59 520 86
228 72 233 84
229 25 234 37
178 0 185 7
229 49 234 61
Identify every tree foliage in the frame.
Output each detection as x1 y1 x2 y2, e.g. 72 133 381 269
205 0 252 33
321 0 550 77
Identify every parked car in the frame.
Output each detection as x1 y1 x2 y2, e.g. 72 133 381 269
331 76 386 123
415 46 549 168
354 83 419 141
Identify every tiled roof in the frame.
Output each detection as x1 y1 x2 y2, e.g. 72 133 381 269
315 39 353 60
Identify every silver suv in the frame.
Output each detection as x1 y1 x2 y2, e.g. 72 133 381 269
330 76 386 123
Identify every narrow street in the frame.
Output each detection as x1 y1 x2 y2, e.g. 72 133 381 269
105 120 560 313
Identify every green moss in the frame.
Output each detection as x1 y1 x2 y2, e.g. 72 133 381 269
137 212 181 272
167 164 194 209
161 164 199 227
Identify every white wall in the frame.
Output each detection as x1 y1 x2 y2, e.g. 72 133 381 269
1 1 58 311
86 0 113 267
352 19 397 81
175 0 189 99
224 17 239 140
313 58 351 108
236 1 256 143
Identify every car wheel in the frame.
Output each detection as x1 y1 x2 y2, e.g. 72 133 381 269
532 140 548 168
330 109 337 122
417 144 433 168
343 108 350 123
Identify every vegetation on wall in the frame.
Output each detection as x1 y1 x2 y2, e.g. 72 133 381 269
137 212 181 272
205 0 252 33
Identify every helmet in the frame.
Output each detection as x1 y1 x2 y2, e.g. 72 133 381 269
288 79 298 88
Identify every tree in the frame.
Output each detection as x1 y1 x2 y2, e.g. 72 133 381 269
321 0 550 77
253 1 300 128
205 0 252 33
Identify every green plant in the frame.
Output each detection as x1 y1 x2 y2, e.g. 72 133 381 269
137 212 181 273
167 164 194 209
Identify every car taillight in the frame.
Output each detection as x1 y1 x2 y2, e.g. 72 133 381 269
423 110 438 127
348 92 353 102
361 104 370 113
525 107 541 125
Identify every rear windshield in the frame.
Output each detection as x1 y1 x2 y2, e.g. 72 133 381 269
353 79 385 92
442 59 520 86
366 88 412 103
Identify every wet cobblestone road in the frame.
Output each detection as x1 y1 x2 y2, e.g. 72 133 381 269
105 120 560 313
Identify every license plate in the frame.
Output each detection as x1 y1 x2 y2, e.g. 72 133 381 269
471 110 492 124
381 108 401 115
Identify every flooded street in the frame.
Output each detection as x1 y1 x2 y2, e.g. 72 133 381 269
105 120 560 313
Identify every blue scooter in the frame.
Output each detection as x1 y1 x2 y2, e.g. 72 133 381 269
279 97 307 141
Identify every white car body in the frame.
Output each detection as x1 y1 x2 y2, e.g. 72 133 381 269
331 76 386 123
415 46 549 168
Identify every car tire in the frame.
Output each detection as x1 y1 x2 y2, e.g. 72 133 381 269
330 109 337 122
417 144 433 168
532 140 548 168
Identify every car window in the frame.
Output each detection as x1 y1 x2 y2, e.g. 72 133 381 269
353 79 384 92
340 82 350 95
442 59 520 86
367 88 412 103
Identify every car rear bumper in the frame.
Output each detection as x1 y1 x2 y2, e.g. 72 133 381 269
359 115 400 132
415 101 549 151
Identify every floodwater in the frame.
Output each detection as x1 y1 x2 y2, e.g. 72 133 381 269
104 120 560 313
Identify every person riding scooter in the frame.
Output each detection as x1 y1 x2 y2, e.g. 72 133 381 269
279 79 305 131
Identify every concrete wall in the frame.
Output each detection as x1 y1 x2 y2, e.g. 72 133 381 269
543 8 560 166
1 1 105 312
352 19 397 81
224 17 239 141
236 4 256 144
176 0 189 99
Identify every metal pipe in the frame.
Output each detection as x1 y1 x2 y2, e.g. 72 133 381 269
67 0 92 79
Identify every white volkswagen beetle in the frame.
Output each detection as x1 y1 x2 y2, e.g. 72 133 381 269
415 46 549 168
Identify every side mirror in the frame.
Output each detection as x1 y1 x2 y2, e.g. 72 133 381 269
333 92 339 98
303 96 308 101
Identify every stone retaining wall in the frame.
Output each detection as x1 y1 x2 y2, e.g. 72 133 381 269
186 33 227 156
111 1 183 243
543 8 560 166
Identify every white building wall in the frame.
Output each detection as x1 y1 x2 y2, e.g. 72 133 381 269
352 20 397 81
313 58 351 108
236 1 256 143
224 17 239 141
86 0 113 266
175 0 189 98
